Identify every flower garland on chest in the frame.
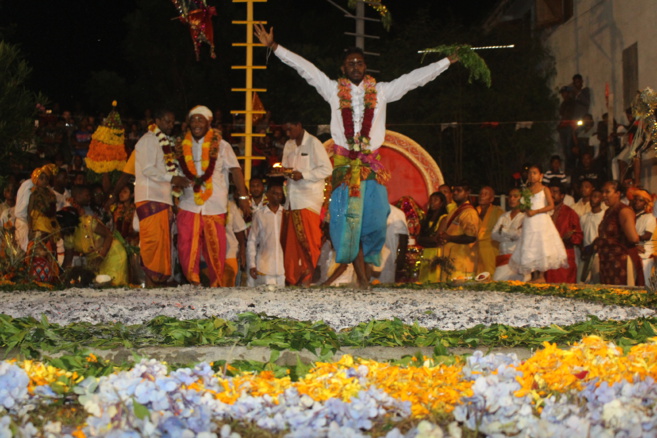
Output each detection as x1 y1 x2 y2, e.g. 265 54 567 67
148 124 178 176
337 75 377 152
176 128 220 205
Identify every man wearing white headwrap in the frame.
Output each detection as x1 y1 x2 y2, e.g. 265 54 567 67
177 105 251 287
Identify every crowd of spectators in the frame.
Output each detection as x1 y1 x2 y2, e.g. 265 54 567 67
0 93 655 289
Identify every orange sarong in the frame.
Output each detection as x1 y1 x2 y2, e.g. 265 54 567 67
177 210 226 287
222 258 239 287
282 209 322 286
136 201 173 283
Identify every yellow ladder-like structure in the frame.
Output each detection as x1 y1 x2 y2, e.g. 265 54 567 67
231 0 267 182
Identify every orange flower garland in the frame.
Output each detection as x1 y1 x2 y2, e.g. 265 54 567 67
177 128 220 205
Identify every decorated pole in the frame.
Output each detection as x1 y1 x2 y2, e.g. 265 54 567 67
231 0 267 182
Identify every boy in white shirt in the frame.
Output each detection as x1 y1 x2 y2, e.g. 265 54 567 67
247 184 285 286
223 198 248 287
630 188 656 283
580 189 605 283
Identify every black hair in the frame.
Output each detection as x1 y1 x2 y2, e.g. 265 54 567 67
342 46 365 63
550 155 562 162
153 108 175 120
529 164 543 173
548 178 564 193
282 114 303 126
56 207 80 237
120 183 134 195
71 184 90 199
580 178 595 187
572 73 583 80
421 192 448 235
605 180 621 193
267 182 284 190
454 180 471 193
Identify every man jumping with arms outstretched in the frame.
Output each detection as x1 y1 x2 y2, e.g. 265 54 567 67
255 25 458 288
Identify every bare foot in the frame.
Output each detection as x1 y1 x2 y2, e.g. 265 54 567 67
357 279 372 290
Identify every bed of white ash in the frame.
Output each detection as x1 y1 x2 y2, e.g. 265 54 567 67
2 285 654 331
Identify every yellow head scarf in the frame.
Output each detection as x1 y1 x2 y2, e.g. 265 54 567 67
30 164 59 185
627 187 654 213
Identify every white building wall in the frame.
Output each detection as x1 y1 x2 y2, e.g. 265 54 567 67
546 0 657 190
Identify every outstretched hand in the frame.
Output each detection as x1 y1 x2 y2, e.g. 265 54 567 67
254 24 277 50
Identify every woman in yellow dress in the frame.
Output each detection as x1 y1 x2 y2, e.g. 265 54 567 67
60 185 128 286
418 192 448 283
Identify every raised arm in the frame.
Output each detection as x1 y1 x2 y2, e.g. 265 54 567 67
254 24 335 102
379 57 454 103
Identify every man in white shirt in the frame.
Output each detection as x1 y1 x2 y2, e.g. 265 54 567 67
249 178 267 213
280 118 332 286
176 106 250 287
247 184 285 286
255 25 457 288
580 189 605 283
134 109 191 287
630 188 656 283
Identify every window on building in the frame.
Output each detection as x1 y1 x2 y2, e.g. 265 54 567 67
535 0 574 28
622 43 639 109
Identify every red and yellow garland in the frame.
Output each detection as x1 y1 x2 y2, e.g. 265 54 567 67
338 75 377 152
176 128 220 205
335 75 390 197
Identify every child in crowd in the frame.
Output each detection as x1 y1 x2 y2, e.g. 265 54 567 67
247 184 285 286
223 198 248 287
580 189 605 283
110 184 138 246
508 165 568 282
62 185 128 286
491 187 526 281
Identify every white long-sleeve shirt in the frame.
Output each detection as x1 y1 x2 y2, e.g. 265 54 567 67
135 131 174 204
226 200 248 259
491 210 525 256
282 130 332 213
178 137 240 216
247 205 284 276
636 212 656 260
14 179 34 222
372 204 408 283
274 45 451 152
580 209 605 247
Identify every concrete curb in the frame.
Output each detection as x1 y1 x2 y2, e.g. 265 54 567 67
4 345 536 365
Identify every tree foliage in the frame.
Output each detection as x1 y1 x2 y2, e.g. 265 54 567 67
377 10 559 191
0 41 45 186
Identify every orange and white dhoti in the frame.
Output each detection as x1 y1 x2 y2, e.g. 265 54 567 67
282 209 322 285
177 209 226 287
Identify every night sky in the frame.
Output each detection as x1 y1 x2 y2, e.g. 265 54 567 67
0 0 498 112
